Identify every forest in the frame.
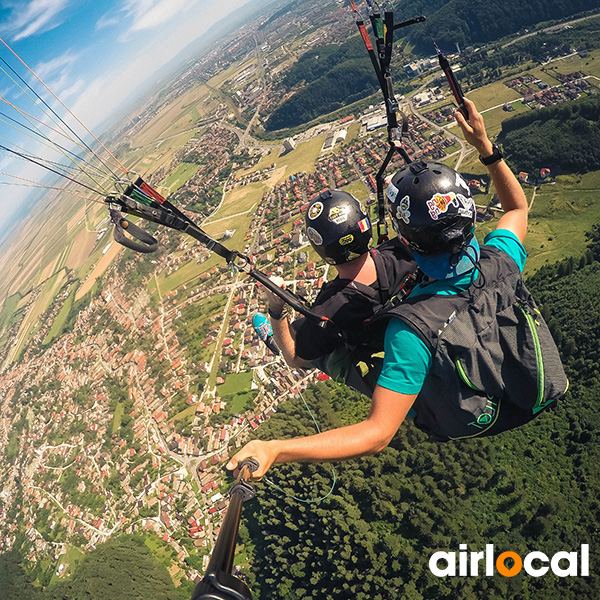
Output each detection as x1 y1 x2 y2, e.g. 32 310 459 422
232 228 600 600
0 535 188 600
263 36 381 131
499 97 600 174
403 0 600 53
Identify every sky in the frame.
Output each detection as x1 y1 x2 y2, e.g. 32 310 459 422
0 0 258 234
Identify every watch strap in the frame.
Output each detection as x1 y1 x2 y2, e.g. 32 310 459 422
479 143 503 166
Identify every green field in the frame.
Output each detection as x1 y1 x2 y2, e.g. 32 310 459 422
282 135 327 179
0 292 22 335
341 180 369 201
49 546 84 585
43 284 76 345
112 401 125 434
161 163 201 192
217 371 254 396
473 170 600 276
171 403 196 423
12 269 67 363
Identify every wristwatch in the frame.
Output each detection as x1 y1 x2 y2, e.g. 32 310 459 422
479 143 503 166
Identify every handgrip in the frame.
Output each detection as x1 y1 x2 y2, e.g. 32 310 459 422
238 458 259 480
438 52 468 119
113 218 158 253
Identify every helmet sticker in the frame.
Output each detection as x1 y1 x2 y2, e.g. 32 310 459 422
427 192 474 221
325 256 337 264
347 251 362 261
308 201 323 220
359 202 367 215
328 205 350 225
395 195 411 224
306 226 323 246
387 182 399 203
339 234 354 246
358 217 370 232
456 194 475 218
427 192 454 220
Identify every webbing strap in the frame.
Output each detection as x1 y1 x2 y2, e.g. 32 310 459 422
140 181 166 204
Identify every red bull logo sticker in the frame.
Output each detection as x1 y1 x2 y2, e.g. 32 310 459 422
308 201 323 220
427 192 474 221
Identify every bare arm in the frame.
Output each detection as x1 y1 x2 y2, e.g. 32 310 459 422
226 385 418 479
265 277 312 369
270 315 312 369
455 97 528 243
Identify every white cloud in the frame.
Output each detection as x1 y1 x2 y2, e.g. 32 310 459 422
96 0 199 36
95 13 120 30
1 0 72 41
128 0 194 32
34 49 79 81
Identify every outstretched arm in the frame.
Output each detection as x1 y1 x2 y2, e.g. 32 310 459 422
227 385 418 479
455 97 528 243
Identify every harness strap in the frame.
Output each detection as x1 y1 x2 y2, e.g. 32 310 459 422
370 248 390 303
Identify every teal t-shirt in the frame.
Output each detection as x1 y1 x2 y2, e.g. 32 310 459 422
377 230 527 394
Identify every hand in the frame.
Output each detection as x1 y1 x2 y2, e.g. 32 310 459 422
226 440 279 480
454 97 493 156
266 275 286 314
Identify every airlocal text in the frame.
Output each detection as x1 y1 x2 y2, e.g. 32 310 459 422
429 544 589 577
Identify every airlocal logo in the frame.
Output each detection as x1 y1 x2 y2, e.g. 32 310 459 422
429 544 589 578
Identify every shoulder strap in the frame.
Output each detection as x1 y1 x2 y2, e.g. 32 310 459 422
370 248 390 303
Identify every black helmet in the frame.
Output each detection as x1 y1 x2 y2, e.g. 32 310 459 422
387 161 476 256
305 189 372 265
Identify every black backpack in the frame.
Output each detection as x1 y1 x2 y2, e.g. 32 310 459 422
380 245 568 441
299 237 421 355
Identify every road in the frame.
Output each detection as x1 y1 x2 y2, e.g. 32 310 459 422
501 13 600 49
405 97 471 169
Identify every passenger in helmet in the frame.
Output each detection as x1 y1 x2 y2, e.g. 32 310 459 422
265 188 418 396
229 98 564 480
387 160 479 280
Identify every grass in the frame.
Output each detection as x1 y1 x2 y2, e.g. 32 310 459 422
0 292 21 334
112 401 124 435
171 403 196 423
217 371 253 396
466 80 522 108
161 163 201 192
228 390 255 414
204 181 265 222
11 269 67 363
281 135 328 179
49 546 84 585
473 171 600 276
43 284 76 345
341 180 369 201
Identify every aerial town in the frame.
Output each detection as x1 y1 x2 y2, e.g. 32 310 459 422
0 0 597 591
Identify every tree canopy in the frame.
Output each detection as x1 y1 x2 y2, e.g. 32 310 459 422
499 97 600 174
